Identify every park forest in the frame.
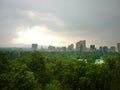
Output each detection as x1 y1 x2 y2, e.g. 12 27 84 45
0 50 120 90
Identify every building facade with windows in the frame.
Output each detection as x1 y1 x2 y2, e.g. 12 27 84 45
76 40 86 51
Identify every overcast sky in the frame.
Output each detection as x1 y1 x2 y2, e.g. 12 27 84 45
0 0 120 48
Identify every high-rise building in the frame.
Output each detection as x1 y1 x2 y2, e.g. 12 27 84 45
109 46 115 53
117 43 120 52
32 44 38 50
68 44 74 51
90 45 96 51
103 46 108 52
99 46 103 52
48 45 55 51
76 40 86 51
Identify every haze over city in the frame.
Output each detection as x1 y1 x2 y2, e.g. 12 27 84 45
0 0 120 48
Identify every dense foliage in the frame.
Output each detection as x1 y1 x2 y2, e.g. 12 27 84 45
0 50 120 90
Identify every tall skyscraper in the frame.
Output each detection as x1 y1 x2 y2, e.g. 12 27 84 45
68 44 74 51
117 43 120 52
99 46 108 52
48 45 55 51
103 46 108 52
76 40 86 51
109 46 115 53
32 44 38 50
90 45 96 51
99 46 103 52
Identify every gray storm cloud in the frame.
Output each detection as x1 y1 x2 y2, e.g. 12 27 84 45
0 0 120 47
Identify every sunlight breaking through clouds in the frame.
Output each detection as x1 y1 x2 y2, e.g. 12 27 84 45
13 26 63 46
0 0 120 47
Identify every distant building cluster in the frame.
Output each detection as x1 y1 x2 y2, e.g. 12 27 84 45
31 41 120 53
31 44 38 50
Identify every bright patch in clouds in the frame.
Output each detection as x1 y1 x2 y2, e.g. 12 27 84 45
22 10 64 26
13 26 61 46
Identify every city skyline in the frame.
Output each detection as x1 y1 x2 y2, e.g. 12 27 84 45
1 40 118 49
30 41 118 52
0 0 120 47
0 40 119 49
